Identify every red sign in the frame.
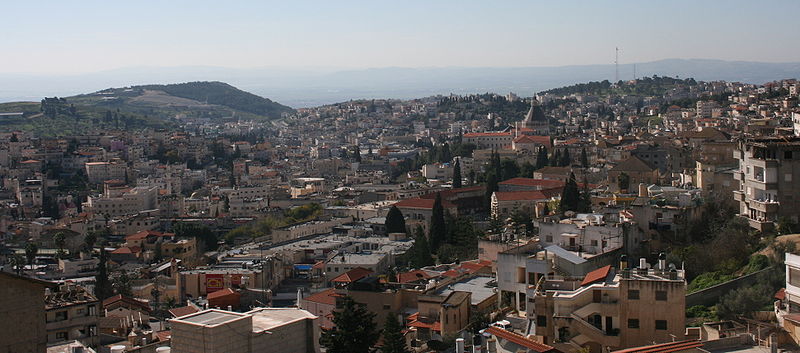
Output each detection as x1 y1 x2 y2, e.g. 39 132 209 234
206 274 224 293
231 274 242 287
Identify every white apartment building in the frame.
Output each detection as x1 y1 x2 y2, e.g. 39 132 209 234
84 160 127 184
84 186 158 217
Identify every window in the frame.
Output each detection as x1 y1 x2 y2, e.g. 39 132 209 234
790 267 800 288
787 174 793 182
655 320 668 330
628 289 640 300
55 311 68 321
627 319 639 328
537 315 547 327
590 240 598 246
56 332 68 340
655 290 668 301
785 151 792 159
382 304 391 310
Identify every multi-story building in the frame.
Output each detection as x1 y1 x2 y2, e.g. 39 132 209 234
84 185 158 217
169 308 319 353
84 160 128 184
733 136 800 231
0 272 55 353
45 284 99 347
527 259 686 353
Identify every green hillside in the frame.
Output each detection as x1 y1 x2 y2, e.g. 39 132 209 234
136 81 294 118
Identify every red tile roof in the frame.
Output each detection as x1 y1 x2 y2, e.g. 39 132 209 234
464 132 512 138
169 305 200 318
499 177 565 189
484 326 555 353
394 197 456 210
207 288 239 300
303 288 337 306
397 270 433 283
513 135 551 146
331 267 373 283
111 246 141 255
611 339 703 353
102 294 152 312
581 265 612 287
493 191 549 202
155 330 171 342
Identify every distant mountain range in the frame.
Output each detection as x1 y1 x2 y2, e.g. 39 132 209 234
1 59 799 107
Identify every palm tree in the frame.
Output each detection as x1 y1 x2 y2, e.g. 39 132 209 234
53 232 67 259
25 242 38 270
84 232 97 252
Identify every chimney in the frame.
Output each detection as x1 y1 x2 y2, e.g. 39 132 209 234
297 287 303 308
638 183 647 197
456 338 465 353
658 253 667 271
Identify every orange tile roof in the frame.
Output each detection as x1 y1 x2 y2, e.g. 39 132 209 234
303 288 337 306
207 288 238 300
331 267 373 283
169 305 200 318
125 230 173 241
397 270 433 283
484 326 555 352
580 265 612 286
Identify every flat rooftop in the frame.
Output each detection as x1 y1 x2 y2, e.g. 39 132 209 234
248 308 317 332
173 309 248 326
436 276 496 306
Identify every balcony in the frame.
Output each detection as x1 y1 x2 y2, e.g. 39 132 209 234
740 215 775 232
749 199 780 214
732 191 745 202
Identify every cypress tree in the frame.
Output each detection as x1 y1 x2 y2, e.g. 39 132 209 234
535 147 549 170
411 226 434 268
581 147 589 168
385 206 407 234
561 148 571 167
559 172 580 213
452 159 462 189
95 248 113 301
320 296 379 353
551 149 561 166
429 193 446 252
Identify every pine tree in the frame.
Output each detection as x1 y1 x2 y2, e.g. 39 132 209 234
520 161 535 178
385 206 407 234
429 193 446 252
484 172 498 209
452 159 462 189
581 147 589 168
320 297 380 353
382 314 411 353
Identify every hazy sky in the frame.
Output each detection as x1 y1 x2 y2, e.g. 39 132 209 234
3 0 799 74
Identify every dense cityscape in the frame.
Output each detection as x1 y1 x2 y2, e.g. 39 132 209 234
1 74 799 353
